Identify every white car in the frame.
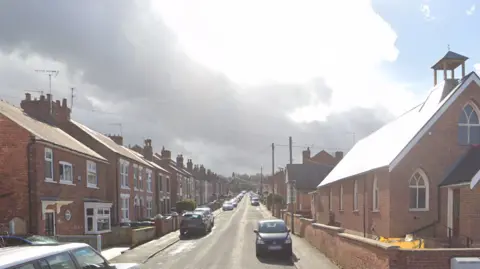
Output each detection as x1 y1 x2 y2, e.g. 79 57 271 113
223 202 234 211
0 242 139 269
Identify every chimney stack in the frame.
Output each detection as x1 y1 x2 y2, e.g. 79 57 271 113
335 151 344 164
161 147 171 159
20 93 71 125
143 139 153 161
302 147 311 164
108 135 123 146
176 154 184 168
187 159 193 172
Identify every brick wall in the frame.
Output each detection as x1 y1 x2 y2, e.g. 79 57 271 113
282 212 480 269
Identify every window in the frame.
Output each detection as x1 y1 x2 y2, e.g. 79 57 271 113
84 202 112 234
44 148 53 181
409 170 429 211
72 247 109 269
373 176 379 211
147 171 152 192
353 180 358 211
59 162 73 183
138 167 143 190
458 103 480 145
15 263 36 269
86 160 97 187
120 195 130 222
120 160 129 188
146 198 153 218
45 252 76 269
166 177 170 192
133 165 138 189
329 188 333 211
339 185 344 211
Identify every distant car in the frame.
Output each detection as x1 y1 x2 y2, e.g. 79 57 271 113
231 200 238 207
0 235 59 247
223 202 234 211
251 198 260 206
180 212 212 236
254 219 292 257
0 242 140 269
194 207 215 227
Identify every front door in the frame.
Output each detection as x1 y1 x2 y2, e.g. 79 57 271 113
452 189 460 237
44 212 55 236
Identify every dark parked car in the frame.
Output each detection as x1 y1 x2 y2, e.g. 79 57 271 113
194 207 215 227
180 212 212 236
254 219 292 257
0 235 59 247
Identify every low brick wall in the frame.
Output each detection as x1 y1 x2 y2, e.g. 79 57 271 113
131 226 156 247
282 212 480 269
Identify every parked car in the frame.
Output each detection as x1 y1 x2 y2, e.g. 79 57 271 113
222 202 234 211
0 242 139 269
254 219 292 257
194 207 215 227
0 235 59 247
180 212 212 236
251 197 260 206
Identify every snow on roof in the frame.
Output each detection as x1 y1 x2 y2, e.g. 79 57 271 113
319 73 479 188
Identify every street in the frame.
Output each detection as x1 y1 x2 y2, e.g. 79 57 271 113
141 198 295 269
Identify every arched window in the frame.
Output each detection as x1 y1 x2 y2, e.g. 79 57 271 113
458 103 480 145
353 180 358 211
372 176 379 211
409 170 429 211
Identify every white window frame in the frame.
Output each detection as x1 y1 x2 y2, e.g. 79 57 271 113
84 202 112 234
120 193 130 222
138 167 144 190
329 188 333 211
59 161 74 184
458 103 480 144
339 185 344 211
353 180 358 211
409 169 430 211
44 148 54 182
86 160 98 188
372 176 379 212
146 197 153 218
120 159 130 189
146 170 152 193
133 164 139 190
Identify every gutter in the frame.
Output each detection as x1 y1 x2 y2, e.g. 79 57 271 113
27 136 36 234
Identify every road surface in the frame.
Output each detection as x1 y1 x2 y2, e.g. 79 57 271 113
141 197 295 269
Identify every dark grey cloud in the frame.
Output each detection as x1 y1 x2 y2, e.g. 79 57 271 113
0 0 393 175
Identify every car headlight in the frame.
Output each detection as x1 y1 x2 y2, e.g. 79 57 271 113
257 238 265 244
285 236 292 244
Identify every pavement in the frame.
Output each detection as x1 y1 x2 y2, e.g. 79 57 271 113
257 204 339 269
110 198 338 269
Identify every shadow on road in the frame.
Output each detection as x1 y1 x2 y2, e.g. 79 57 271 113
257 255 295 266
179 234 205 240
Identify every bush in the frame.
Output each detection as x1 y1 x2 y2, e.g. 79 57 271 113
176 199 196 213
267 193 284 206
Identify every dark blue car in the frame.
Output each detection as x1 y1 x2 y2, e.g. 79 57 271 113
254 219 292 257
0 235 59 247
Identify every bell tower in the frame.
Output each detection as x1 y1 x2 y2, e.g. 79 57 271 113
431 50 468 86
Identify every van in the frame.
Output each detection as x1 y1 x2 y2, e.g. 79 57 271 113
0 243 139 269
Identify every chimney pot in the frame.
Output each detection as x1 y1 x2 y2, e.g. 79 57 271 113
25 93 31 101
46 94 51 103
55 100 60 107
62 98 67 108
335 151 344 164
40 95 45 101
302 147 311 164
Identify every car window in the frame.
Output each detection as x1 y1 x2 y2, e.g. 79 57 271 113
45 252 76 269
9 262 36 269
72 247 109 269
258 222 288 233
4 237 27 246
38 259 51 269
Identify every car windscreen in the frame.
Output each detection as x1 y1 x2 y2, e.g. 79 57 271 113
25 235 58 244
258 222 288 233
223 203 232 206
183 214 202 219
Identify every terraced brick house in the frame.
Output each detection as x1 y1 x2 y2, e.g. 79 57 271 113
0 95 110 236
314 51 480 247
154 148 183 207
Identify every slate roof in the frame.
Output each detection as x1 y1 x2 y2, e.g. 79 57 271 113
319 71 480 188
432 51 469 69
71 120 153 167
440 146 480 187
286 163 333 190
153 154 184 174
0 101 106 161
128 149 171 174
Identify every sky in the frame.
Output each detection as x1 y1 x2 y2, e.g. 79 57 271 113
0 0 477 176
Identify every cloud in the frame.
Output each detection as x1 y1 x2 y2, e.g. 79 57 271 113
0 0 418 175
466 4 476 16
420 4 435 21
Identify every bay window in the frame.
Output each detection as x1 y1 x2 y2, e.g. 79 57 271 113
84 202 112 234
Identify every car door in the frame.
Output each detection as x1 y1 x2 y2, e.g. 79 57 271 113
70 246 110 269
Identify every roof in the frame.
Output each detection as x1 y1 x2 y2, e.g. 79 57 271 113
153 154 185 174
287 163 333 190
127 149 170 174
0 101 106 161
441 146 480 187
0 243 90 268
319 72 480 188
432 51 469 70
71 120 153 168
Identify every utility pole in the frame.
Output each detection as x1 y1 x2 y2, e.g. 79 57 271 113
35 69 59 115
271 142 275 213
260 166 263 197
289 136 295 234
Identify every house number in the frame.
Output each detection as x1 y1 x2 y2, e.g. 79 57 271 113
64 210 72 221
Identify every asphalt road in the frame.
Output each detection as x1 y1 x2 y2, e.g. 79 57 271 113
141 197 295 269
